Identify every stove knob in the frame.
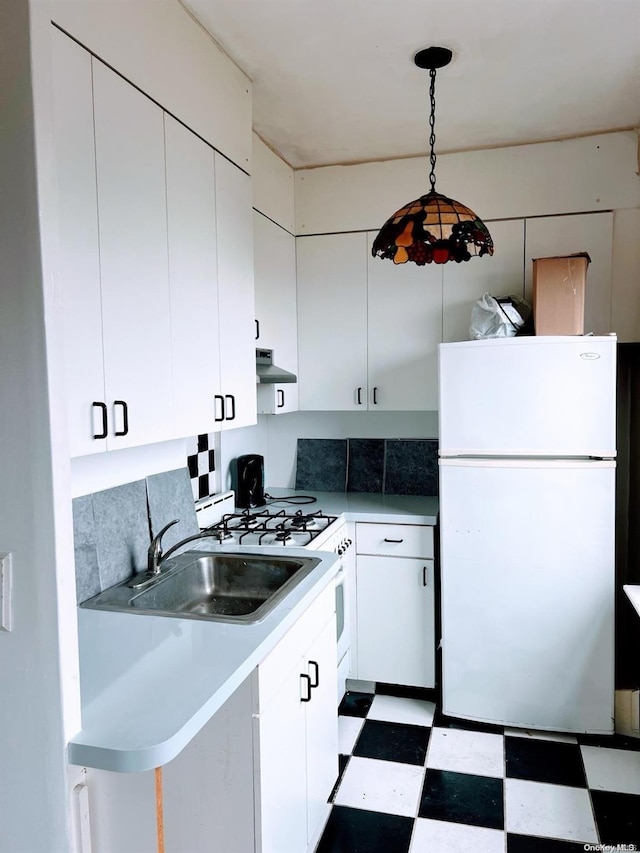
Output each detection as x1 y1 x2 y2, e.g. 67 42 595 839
337 546 344 555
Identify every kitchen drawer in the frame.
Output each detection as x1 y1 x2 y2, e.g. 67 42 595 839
355 523 433 559
258 582 335 711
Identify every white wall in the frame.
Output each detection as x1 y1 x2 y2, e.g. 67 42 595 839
0 2 74 849
51 0 252 171
252 133 295 232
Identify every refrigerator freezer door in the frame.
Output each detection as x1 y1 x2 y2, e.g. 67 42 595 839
440 458 615 733
438 336 616 457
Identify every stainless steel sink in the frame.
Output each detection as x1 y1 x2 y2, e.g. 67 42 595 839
81 550 321 624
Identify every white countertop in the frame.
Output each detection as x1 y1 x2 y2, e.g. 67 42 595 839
263 488 439 525
624 585 640 618
68 491 438 772
69 544 339 772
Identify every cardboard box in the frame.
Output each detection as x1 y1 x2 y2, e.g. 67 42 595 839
532 253 590 335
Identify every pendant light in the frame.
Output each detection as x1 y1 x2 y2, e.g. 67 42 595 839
372 47 494 266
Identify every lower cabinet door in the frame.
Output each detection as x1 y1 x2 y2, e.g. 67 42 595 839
304 616 338 845
357 556 435 688
256 665 308 853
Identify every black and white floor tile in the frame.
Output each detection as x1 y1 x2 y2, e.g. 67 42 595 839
315 691 640 852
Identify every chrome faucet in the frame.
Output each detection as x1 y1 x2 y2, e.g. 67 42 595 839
147 518 180 576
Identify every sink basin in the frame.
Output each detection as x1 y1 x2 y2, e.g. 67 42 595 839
81 550 321 624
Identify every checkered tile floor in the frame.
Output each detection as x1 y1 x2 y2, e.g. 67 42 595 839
315 691 640 852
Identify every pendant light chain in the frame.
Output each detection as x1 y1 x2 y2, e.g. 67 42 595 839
428 67 437 192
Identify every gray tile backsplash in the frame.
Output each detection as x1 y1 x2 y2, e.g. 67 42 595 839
146 467 200 555
294 437 439 496
92 479 150 590
295 438 348 492
71 494 101 604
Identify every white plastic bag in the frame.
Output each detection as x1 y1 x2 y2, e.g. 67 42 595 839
469 293 526 340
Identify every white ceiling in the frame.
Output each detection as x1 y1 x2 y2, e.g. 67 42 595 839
184 0 640 170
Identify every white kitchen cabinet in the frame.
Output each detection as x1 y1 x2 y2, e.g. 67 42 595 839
51 29 105 457
297 232 369 410
92 59 174 450
355 523 435 689
254 211 299 415
255 584 338 853
524 211 613 336
215 153 258 430
297 232 443 411
442 218 526 343
366 232 442 410
164 114 221 438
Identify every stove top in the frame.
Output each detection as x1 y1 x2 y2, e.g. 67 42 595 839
204 508 339 549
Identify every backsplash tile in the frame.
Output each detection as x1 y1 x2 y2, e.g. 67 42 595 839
92 479 150 590
186 432 216 500
383 439 439 497
347 439 385 493
72 495 101 604
146 467 200 555
295 438 348 492
293 436 439 496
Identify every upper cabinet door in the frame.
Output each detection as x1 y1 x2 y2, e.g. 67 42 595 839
297 233 368 410
215 153 257 431
254 211 299 415
92 60 174 449
51 30 106 457
367 233 442 410
442 219 526 343
524 212 613 336
164 115 220 438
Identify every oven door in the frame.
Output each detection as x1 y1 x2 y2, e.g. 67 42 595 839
335 555 351 699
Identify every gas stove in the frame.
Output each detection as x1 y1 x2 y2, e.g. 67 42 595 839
204 508 340 550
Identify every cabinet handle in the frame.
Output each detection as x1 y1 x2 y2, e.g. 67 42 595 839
92 402 108 439
214 395 225 422
113 400 129 436
300 673 312 702
277 389 285 408
423 565 428 587
308 660 319 689
373 387 378 405
357 387 362 405
225 394 236 421
255 319 260 340
384 538 404 543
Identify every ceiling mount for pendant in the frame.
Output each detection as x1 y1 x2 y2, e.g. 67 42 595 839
371 45 494 266
413 46 453 70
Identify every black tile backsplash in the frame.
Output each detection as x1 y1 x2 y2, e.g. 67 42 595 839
347 438 385 493
384 439 439 497
294 437 438 496
295 438 348 492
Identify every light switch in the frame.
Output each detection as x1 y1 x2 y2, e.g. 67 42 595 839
0 552 12 632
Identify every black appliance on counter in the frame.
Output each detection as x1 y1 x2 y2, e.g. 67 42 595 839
235 454 266 509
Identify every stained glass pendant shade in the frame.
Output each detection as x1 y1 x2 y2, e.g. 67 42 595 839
372 47 494 266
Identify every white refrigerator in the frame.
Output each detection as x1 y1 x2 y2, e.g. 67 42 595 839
438 335 616 733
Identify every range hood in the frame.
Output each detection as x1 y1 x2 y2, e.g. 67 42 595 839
256 348 297 384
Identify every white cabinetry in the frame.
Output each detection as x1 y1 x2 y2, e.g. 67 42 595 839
297 232 368 410
164 114 220 438
52 29 257 452
92 59 174 450
254 211 299 414
215 154 257 430
296 232 442 410
255 584 338 853
366 233 442 410
355 523 435 688
442 219 526 343
51 29 104 457
524 211 614 336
